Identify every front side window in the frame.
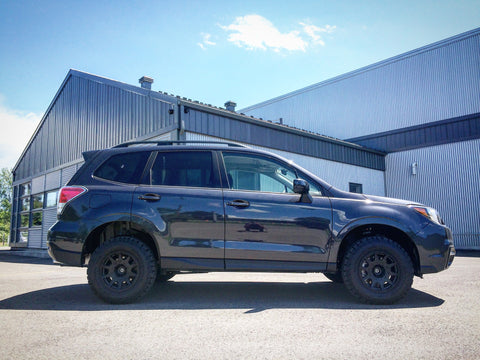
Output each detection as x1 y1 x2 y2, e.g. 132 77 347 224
222 153 297 193
94 151 150 184
149 151 218 188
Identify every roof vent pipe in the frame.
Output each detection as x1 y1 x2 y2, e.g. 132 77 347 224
139 76 154 90
224 101 237 112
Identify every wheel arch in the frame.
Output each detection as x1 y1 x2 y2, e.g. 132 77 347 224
336 223 421 277
82 221 160 265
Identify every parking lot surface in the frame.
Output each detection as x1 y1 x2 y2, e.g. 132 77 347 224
0 250 479 360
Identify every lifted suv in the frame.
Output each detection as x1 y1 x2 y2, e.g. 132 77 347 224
48 141 455 304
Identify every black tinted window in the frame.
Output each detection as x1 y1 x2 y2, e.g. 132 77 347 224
94 152 150 184
149 151 218 188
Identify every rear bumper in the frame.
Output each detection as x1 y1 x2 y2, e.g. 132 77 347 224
47 221 85 266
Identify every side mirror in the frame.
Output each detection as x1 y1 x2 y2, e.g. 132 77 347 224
293 179 310 194
293 179 312 203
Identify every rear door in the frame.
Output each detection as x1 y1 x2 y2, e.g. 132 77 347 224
131 150 225 270
221 151 333 271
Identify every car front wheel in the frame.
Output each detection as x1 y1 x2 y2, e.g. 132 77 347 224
341 236 414 305
87 236 157 304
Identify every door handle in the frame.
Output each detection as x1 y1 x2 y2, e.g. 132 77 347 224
227 199 250 208
138 193 161 202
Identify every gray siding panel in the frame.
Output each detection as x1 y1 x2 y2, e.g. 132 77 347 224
42 209 57 249
28 229 42 249
31 175 45 194
14 73 176 181
349 113 480 152
45 170 61 190
385 139 480 249
61 165 78 186
242 30 480 140
183 108 385 171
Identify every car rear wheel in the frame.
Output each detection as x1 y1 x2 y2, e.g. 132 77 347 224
341 236 413 304
87 236 157 304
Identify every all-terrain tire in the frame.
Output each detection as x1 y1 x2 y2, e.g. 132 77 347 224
341 236 414 305
87 236 157 304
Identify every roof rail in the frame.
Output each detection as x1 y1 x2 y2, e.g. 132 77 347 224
113 140 246 148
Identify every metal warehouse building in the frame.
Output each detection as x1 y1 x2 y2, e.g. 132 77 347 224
242 27 480 250
10 27 480 252
10 70 384 251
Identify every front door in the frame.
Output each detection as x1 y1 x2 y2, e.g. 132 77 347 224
221 152 332 271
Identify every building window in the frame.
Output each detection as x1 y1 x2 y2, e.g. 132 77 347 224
18 231 28 243
45 190 58 208
20 183 31 197
349 182 363 194
20 214 30 228
31 212 43 227
32 194 44 210
19 182 32 231
31 193 44 227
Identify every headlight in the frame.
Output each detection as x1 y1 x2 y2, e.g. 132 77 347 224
409 205 444 225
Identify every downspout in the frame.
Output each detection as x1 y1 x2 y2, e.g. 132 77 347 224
177 102 186 141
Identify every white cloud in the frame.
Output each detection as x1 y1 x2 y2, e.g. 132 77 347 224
221 14 308 52
198 32 216 50
300 23 336 46
0 95 42 170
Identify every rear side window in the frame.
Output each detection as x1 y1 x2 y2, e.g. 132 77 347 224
94 152 150 184
149 151 218 188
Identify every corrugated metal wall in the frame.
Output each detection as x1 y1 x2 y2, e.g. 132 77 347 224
14 73 176 181
186 132 386 196
385 139 480 249
348 113 480 153
183 107 385 171
242 29 480 140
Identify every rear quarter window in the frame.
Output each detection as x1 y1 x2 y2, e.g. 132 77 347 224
94 151 150 184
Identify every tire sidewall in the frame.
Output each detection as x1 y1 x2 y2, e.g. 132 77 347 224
88 237 157 304
342 236 413 304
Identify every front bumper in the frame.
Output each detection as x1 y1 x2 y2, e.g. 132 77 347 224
418 224 455 274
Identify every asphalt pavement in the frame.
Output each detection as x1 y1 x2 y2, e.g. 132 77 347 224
0 249 479 360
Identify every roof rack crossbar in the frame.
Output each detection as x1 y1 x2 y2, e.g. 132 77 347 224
113 140 246 148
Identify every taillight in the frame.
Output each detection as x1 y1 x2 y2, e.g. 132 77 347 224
57 186 87 215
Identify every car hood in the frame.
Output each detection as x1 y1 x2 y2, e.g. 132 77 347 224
328 187 421 206
362 194 421 206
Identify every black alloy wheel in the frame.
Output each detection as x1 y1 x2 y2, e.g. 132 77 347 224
341 236 414 305
87 236 157 304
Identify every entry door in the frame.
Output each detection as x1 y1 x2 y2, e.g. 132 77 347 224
221 152 332 271
131 150 225 270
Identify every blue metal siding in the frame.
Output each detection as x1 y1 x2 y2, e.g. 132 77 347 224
348 113 480 152
183 107 385 170
14 73 176 181
241 29 480 140
385 139 480 249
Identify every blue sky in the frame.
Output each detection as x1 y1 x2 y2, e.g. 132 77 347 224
0 0 479 169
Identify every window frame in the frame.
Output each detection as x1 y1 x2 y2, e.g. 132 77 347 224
141 149 223 189
92 150 153 185
219 150 326 196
